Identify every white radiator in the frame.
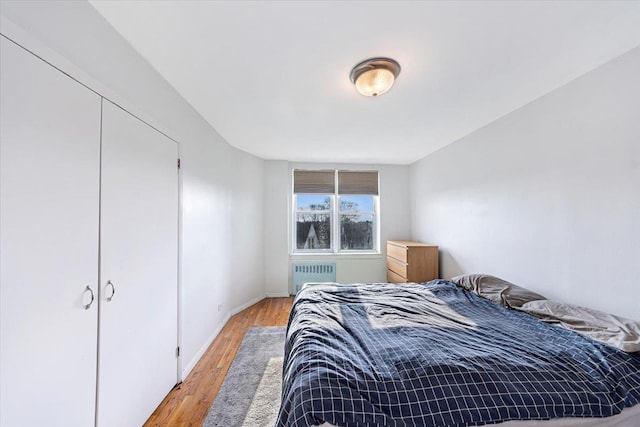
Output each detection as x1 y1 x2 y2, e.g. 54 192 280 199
292 263 336 294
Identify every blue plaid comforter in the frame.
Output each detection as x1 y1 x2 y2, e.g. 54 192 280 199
277 280 640 426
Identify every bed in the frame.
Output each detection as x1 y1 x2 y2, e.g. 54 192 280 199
277 279 640 426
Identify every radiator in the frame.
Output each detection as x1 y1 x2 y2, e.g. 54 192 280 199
292 263 336 294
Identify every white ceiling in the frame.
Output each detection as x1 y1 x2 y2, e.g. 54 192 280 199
89 1 640 165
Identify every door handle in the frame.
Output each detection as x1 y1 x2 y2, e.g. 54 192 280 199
105 280 115 302
84 285 95 310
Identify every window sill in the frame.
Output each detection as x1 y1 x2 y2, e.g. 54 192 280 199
290 252 382 260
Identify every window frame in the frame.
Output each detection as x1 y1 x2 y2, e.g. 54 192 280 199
292 169 379 255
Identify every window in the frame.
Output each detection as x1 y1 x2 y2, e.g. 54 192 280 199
295 194 332 250
293 170 379 253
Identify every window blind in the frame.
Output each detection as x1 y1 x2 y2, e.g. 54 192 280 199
294 170 379 195
293 170 335 194
338 170 379 195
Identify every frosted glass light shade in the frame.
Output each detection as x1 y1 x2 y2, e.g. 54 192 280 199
355 68 395 97
349 57 401 97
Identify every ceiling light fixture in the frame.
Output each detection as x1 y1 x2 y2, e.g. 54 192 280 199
349 57 401 97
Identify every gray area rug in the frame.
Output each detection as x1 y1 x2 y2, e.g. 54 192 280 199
203 326 286 427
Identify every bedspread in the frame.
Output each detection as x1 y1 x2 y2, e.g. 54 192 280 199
277 280 640 426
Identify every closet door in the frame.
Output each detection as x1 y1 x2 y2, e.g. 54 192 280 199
97 100 178 427
0 37 101 427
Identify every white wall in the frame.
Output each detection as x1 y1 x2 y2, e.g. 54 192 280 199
410 47 640 320
264 160 291 297
229 149 265 308
264 161 412 295
0 1 266 378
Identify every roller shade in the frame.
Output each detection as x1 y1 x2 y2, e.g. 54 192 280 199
338 171 379 195
293 170 335 194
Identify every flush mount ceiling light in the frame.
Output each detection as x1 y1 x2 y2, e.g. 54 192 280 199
349 57 401 97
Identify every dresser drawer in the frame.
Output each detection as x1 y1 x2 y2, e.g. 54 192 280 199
386 240 439 283
387 242 408 262
386 257 407 278
387 269 407 283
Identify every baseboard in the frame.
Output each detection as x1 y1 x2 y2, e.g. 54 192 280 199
265 292 291 298
230 295 265 316
180 294 266 380
181 313 231 380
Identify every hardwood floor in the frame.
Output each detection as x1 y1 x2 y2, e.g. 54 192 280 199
143 297 294 427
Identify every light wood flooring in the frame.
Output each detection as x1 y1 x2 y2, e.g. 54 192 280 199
143 297 294 427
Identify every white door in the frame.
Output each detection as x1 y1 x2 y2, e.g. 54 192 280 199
97 100 178 427
0 37 101 427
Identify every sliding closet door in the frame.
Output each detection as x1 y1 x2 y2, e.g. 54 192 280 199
0 37 101 427
97 100 178 427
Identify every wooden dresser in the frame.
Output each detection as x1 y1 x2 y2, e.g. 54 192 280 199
386 240 439 283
